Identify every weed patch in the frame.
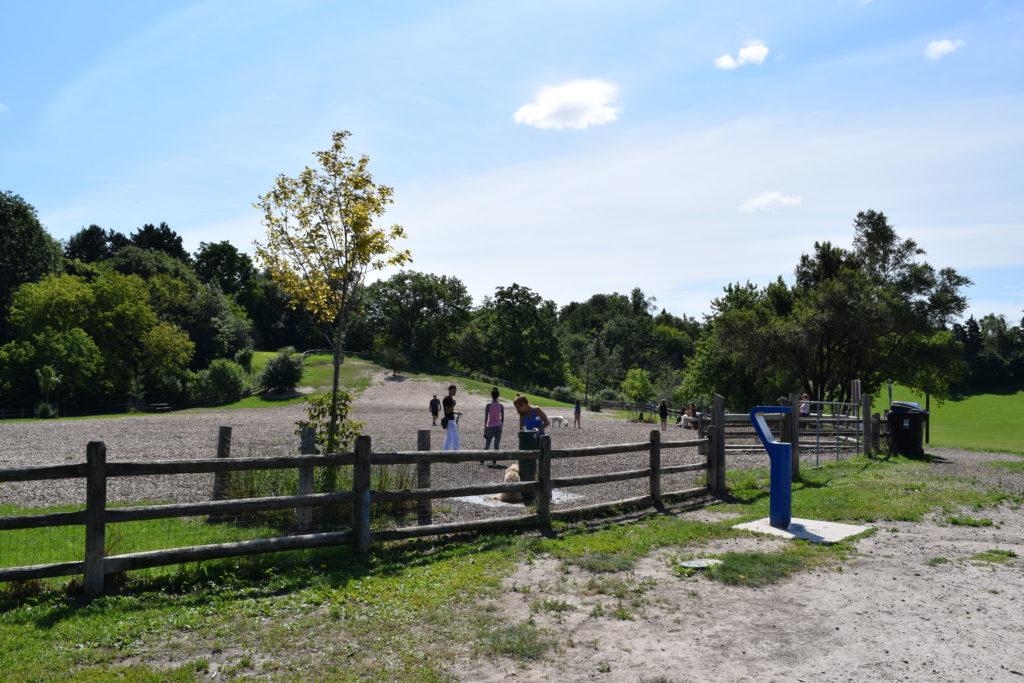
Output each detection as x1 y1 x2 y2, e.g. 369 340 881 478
947 516 994 527
481 622 549 660
707 551 807 587
564 551 635 573
971 549 1017 565
925 557 949 566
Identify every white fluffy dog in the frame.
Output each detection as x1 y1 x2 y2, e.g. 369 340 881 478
550 415 567 427
493 464 523 503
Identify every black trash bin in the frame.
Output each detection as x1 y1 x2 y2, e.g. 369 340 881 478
887 401 929 457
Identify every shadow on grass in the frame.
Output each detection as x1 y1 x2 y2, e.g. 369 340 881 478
3 529 523 629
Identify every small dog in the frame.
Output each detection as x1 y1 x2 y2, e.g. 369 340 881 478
550 415 567 427
493 464 523 503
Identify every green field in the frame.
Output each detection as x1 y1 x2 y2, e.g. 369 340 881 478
872 386 1024 455
1 453 1018 680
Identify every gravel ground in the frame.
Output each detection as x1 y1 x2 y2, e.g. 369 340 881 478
2 373 1021 517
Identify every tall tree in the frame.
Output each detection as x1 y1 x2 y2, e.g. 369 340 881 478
254 130 411 450
64 224 126 263
130 222 190 262
193 241 257 295
361 270 471 365
473 283 565 388
0 191 62 342
692 211 971 405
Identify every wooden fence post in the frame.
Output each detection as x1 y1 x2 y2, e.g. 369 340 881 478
862 394 872 457
352 435 372 555
709 394 726 494
297 427 317 531
416 430 432 526
649 429 662 508
788 392 801 481
211 426 232 501
538 435 552 530
84 441 107 597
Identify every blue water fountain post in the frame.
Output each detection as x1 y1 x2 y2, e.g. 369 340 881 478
749 406 793 529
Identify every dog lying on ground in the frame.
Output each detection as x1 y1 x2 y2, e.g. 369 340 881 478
550 415 568 427
493 464 523 503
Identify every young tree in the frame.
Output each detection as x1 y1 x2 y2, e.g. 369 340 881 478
254 130 411 451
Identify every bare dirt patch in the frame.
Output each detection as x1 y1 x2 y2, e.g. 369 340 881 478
454 504 1024 682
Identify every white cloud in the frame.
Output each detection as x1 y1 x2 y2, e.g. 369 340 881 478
715 41 770 70
713 54 738 70
925 39 964 60
0 102 7 113
739 191 802 212
513 79 621 130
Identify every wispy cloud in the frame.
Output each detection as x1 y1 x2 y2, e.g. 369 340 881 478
925 39 964 60
513 79 621 130
0 102 8 114
739 191 802 212
714 41 770 70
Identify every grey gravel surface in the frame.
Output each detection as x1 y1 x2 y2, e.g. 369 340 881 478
2 374 1019 519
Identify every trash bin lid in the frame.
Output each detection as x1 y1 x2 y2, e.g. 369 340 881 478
890 401 928 414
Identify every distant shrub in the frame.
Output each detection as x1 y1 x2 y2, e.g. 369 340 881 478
598 388 620 402
259 347 304 392
198 359 249 401
379 348 408 377
234 347 254 374
34 402 58 419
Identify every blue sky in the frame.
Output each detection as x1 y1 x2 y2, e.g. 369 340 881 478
2 0 1022 321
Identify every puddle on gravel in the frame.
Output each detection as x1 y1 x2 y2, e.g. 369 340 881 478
455 489 584 507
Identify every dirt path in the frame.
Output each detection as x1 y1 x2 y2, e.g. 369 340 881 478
454 497 1024 682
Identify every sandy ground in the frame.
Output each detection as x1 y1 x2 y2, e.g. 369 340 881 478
453 503 1024 683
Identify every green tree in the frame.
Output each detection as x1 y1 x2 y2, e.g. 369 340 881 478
254 130 411 452
361 270 471 364
620 367 655 420
193 241 257 295
695 211 970 405
130 222 190 262
64 225 127 263
0 191 62 342
472 283 565 388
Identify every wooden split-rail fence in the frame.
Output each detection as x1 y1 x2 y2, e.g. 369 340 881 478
0 396 729 597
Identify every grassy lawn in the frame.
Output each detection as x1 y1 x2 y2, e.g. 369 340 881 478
2 453 1017 681
872 385 1024 455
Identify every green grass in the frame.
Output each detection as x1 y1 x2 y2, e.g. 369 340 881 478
925 556 949 566
726 455 1016 523
1 454 1018 680
946 515 994 527
563 551 636 573
983 460 1024 473
480 622 549 660
971 549 1017 565
706 551 808 587
873 385 1024 455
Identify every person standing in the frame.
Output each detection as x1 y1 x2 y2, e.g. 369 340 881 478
442 385 460 450
482 387 505 464
429 394 441 426
573 399 582 428
513 395 550 435
658 399 669 430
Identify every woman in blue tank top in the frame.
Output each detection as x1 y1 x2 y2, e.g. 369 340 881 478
513 395 550 435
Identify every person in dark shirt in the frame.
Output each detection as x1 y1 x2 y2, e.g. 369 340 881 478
429 394 441 425
658 399 669 430
442 385 459 450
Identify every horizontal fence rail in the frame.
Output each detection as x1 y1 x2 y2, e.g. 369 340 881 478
0 396 730 597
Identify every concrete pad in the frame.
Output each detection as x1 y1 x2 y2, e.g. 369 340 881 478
733 517 872 544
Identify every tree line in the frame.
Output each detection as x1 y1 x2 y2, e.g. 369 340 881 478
2 186 1019 415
